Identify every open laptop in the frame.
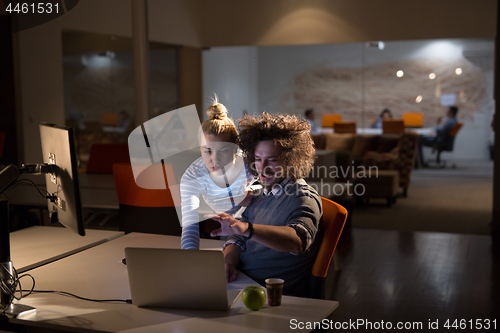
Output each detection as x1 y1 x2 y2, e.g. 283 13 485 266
124 247 242 311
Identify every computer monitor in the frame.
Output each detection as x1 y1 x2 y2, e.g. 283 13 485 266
39 122 85 236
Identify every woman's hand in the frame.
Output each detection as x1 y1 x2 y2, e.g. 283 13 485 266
238 188 253 207
208 212 249 237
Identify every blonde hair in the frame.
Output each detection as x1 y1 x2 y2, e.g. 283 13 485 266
201 96 237 143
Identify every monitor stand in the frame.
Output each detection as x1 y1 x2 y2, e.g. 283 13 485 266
1 200 36 318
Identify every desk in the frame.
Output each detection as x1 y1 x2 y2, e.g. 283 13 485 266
10 233 339 332
10 226 124 273
320 127 435 136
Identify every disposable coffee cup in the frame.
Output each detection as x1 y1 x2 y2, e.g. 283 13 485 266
265 278 284 306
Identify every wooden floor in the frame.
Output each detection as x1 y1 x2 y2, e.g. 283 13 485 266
322 228 500 331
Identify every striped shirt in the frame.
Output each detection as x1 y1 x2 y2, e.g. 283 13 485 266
180 156 250 250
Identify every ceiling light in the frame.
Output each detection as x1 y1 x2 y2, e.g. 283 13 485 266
396 70 404 78
416 95 423 103
455 68 462 75
429 73 436 79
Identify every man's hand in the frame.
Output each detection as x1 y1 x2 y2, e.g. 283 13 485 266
209 212 249 237
224 244 241 283
225 262 238 282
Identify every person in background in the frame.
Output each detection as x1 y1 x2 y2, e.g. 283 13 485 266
418 106 459 167
305 109 320 134
210 112 322 297
180 100 253 250
116 110 133 134
370 108 393 129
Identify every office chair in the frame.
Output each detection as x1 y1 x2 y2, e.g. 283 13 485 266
112 162 181 235
333 121 356 134
382 119 405 134
309 197 348 299
86 143 130 174
321 114 342 128
83 143 131 226
402 112 424 128
101 112 119 126
433 122 463 168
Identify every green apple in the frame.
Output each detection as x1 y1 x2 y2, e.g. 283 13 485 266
242 286 266 311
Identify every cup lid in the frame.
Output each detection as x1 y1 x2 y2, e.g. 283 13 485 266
265 278 284 284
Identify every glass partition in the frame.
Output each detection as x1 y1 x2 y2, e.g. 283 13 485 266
62 30 179 168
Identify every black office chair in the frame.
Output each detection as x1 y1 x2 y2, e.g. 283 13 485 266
433 123 463 168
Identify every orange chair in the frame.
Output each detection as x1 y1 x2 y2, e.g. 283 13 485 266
402 112 424 128
102 112 119 126
309 197 348 299
434 122 463 167
321 114 342 128
382 119 405 134
86 143 130 174
333 121 356 134
112 162 181 235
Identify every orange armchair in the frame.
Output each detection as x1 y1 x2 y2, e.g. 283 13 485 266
112 162 181 235
309 197 347 299
86 143 130 174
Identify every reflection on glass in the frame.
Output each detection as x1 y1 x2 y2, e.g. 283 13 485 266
62 30 179 169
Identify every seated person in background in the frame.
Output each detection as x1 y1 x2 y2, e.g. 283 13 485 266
305 109 320 134
210 112 322 297
180 100 252 250
418 106 458 166
370 108 393 129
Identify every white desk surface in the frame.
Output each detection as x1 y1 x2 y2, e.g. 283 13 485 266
11 233 339 333
10 226 124 273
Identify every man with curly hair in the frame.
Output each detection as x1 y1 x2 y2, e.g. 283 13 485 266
210 112 322 297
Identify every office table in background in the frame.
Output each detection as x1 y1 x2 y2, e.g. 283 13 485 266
319 127 435 136
10 225 124 273
10 233 339 333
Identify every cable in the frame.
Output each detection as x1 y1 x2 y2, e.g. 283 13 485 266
20 290 132 304
1 262 131 317
5 179 51 199
0 264 35 302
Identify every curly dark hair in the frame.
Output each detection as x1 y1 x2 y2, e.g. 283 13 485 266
237 112 315 179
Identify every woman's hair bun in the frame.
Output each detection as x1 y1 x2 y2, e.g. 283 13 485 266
206 102 228 120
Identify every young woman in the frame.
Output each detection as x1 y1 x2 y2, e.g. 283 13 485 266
370 108 393 129
180 101 252 250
